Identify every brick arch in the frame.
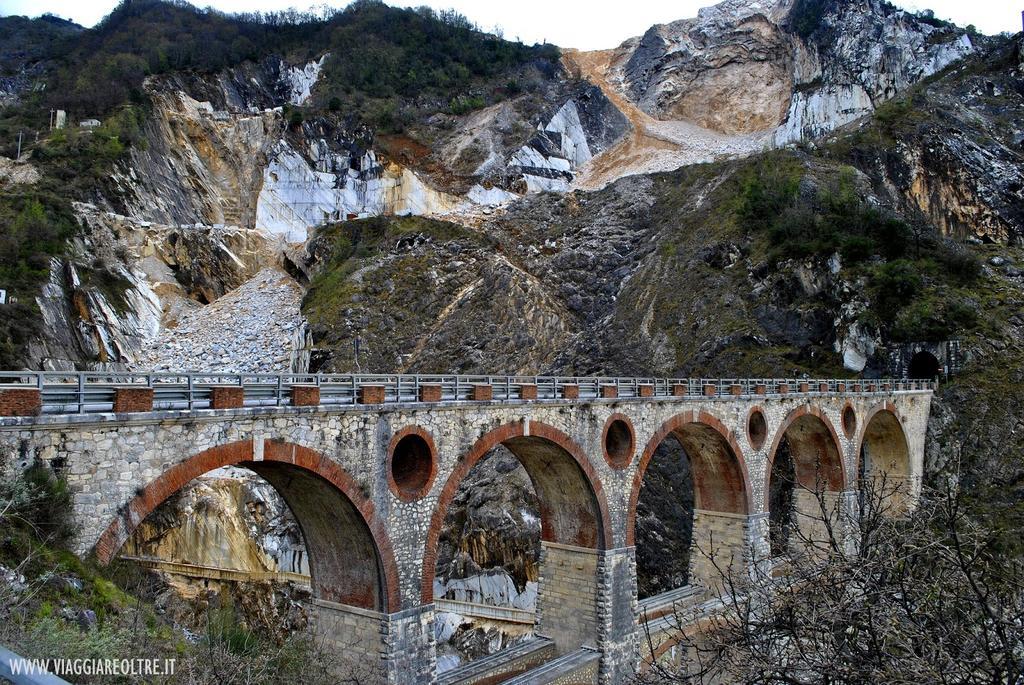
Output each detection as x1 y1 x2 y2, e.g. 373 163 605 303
626 410 752 546
765 404 847 494
857 402 910 480
94 439 400 613
420 420 613 603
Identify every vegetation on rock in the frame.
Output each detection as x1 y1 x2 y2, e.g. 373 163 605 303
643 477 1024 684
0 463 353 684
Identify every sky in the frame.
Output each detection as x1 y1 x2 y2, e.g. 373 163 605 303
0 0 1019 49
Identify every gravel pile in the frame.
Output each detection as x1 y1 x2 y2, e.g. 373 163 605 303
131 268 306 373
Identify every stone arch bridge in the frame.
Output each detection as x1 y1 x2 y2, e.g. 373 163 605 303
0 373 932 684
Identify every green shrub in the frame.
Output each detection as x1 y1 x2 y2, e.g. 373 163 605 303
37 0 557 118
736 154 914 265
0 461 76 569
732 153 984 340
892 300 946 341
869 260 922 322
840 235 874 262
946 299 979 330
449 95 485 115
206 604 261 656
937 249 983 283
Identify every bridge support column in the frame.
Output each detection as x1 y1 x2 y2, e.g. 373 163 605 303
791 489 857 556
689 510 769 595
311 601 435 685
596 547 639 685
836 490 860 556
537 541 600 653
383 605 435 684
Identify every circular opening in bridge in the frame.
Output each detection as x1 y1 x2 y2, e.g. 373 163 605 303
747 409 767 451
842 405 857 439
388 429 436 501
909 350 940 380
603 415 635 469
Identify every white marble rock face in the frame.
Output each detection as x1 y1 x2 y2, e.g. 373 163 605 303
255 144 461 243
281 54 330 106
503 99 596 193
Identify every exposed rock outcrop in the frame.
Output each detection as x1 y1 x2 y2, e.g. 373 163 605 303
617 0 795 134
102 57 632 246
435 447 541 593
577 0 974 167
0 155 41 187
123 468 312 641
112 85 282 228
775 0 973 145
846 37 1024 244
7 3 1022 658
257 143 462 243
281 55 329 106
123 468 307 576
29 206 281 370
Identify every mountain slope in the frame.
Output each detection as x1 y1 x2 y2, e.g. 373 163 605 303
562 0 977 189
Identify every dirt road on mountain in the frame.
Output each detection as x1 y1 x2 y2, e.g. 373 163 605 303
563 48 773 190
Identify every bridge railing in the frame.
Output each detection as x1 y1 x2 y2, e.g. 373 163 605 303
0 372 935 416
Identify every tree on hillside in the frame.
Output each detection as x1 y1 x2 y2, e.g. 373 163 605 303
640 462 1024 684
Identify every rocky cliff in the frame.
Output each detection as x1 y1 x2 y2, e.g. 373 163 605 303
30 205 282 369
120 468 312 640
300 32 1023 618
7 0 1005 372
104 54 629 245
123 467 308 575
840 35 1024 245
602 0 974 144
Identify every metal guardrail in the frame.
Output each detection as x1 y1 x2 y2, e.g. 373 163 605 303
437 637 555 685
501 646 601 685
122 554 535 624
638 585 703 621
435 598 535 625
118 556 310 586
0 372 934 417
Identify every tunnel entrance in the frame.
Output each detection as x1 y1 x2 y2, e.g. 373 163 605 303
908 350 941 380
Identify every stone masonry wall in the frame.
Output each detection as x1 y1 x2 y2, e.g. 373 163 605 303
689 509 753 593
0 389 932 685
596 547 639 683
311 600 387 683
536 542 600 653
791 489 846 555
